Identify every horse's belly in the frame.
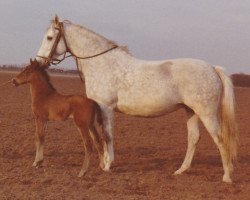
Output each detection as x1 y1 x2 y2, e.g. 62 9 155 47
116 98 180 117
117 105 180 117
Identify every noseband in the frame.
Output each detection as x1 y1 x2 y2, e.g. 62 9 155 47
37 23 65 65
37 21 118 82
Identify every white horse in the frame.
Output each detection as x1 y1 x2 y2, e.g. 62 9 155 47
36 15 238 183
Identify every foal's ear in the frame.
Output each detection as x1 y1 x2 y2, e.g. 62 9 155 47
33 59 40 68
30 58 36 66
29 58 38 68
54 14 59 25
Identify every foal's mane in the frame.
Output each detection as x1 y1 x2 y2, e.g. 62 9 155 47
36 67 56 92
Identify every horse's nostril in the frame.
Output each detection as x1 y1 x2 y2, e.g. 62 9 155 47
45 60 50 66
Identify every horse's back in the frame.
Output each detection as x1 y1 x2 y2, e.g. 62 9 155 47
117 58 222 116
170 58 222 114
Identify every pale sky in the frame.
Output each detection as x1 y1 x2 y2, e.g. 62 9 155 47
0 0 249 74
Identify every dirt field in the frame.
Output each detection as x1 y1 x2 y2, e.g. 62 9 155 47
0 71 249 200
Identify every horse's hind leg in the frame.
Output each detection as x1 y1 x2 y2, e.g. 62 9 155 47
174 111 200 175
199 114 233 183
33 118 46 167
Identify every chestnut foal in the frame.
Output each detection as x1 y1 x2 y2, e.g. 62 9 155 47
12 59 105 177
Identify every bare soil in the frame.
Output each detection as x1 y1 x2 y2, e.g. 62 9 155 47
0 71 249 200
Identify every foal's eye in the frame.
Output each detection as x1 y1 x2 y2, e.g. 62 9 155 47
24 69 31 74
47 36 53 41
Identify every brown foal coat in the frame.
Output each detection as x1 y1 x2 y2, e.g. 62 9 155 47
12 59 105 177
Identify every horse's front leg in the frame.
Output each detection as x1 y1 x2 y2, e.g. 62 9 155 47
32 118 46 167
101 106 114 171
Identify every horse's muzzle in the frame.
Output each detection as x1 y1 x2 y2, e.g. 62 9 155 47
36 56 51 67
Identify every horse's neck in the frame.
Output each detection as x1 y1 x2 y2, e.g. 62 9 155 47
30 74 55 104
64 23 116 58
64 22 140 78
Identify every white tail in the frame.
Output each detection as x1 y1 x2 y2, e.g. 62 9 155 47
214 66 238 163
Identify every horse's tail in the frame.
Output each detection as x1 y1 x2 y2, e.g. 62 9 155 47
214 66 238 162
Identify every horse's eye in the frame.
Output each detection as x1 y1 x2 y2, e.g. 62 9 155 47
47 36 53 41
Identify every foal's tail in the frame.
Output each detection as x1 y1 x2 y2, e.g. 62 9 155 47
94 102 103 127
214 66 239 162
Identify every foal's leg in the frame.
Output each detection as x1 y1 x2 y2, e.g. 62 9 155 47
77 126 92 177
33 118 46 167
199 114 233 183
174 111 200 175
100 106 114 171
89 124 105 170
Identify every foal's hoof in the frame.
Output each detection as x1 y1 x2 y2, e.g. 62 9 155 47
223 175 232 184
32 160 43 168
99 160 105 171
78 169 87 177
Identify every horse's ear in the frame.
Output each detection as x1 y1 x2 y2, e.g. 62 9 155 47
30 58 33 65
54 14 59 25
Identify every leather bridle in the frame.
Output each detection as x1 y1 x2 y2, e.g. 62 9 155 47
37 21 118 82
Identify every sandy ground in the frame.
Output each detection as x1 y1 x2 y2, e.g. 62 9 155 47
0 71 249 200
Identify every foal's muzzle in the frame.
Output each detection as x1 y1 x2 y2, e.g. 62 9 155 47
12 78 19 87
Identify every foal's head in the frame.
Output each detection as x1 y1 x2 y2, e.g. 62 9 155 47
12 59 47 86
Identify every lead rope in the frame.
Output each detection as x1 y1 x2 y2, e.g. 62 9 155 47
74 57 85 83
71 45 118 84
0 80 12 87
58 23 84 84
60 22 117 83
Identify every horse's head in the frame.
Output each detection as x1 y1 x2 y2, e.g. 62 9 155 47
36 15 67 66
12 59 42 86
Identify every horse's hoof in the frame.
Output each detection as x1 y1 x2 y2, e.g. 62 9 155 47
99 157 110 172
102 165 110 172
174 168 184 175
103 152 112 171
102 159 111 171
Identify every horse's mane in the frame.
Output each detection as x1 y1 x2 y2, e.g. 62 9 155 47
51 19 131 54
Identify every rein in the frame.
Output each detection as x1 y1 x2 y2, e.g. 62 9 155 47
37 22 118 83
